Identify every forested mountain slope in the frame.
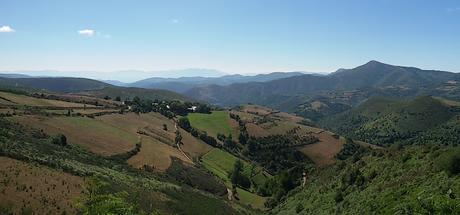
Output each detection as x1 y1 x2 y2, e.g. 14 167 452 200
185 61 460 113
320 96 460 146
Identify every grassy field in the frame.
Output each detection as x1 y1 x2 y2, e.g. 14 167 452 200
0 91 92 107
98 112 175 137
201 148 237 184
200 148 269 209
236 187 267 209
13 112 212 170
188 111 236 138
201 148 270 186
0 156 85 215
99 112 212 159
12 116 138 155
128 137 192 171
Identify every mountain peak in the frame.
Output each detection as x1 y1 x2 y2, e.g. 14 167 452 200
365 60 386 66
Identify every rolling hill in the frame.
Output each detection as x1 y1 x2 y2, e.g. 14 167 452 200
0 77 110 93
185 61 460 113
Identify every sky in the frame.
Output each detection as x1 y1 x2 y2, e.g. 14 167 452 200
0 0 459 79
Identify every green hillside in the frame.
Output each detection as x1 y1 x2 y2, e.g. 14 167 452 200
320 96 460 146
271 146 460 214
185 61 460 111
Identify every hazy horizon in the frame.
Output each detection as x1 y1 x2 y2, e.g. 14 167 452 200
1 0 460 77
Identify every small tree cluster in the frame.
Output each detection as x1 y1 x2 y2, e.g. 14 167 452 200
50 134 67 146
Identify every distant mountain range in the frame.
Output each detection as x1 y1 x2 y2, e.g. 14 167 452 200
0 77 190 102
0 68 228 83
185 61 460 113
126 72 307 93
1 61 459 115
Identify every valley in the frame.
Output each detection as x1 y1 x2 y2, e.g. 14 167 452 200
0 61 459 214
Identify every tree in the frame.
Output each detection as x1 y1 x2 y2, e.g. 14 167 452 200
162 124 168 131
229 160 250 189
224 134 236 149
247 139 257 154
51 134 67 146
217 133 226 142
178 117 192 132
114 96 121 101
175 130 182 145
238 131 248 145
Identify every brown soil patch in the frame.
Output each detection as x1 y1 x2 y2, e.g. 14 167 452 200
0 156 85 214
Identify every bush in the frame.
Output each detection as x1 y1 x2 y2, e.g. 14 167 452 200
437 149 460 176
50 134 67 146
296 203 304 213
334 190 344 203
229 160 251 189
178 117 192 132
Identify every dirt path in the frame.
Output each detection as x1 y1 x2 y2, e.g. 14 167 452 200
227 188 233 201
174 121 193 163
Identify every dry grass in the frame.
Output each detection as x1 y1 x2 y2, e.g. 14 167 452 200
242 105 272 116
230 110 257 122
128 137 193 172
11 116 138 156
262 121 299 135
0 91 93 107
246 123 270 137
271 112 304 123
0 156 84 215
299 131 344 166
178 128 213 159
98 112 175 136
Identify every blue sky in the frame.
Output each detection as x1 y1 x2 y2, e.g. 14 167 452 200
0 0 459 76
